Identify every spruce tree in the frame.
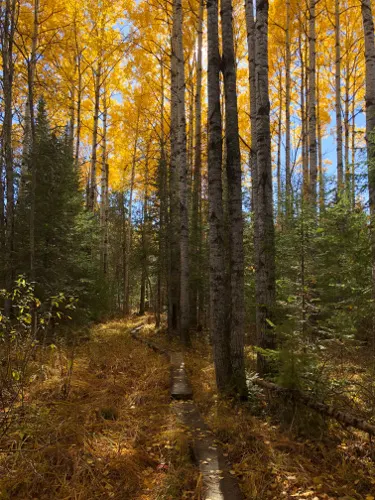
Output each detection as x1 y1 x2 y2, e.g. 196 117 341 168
16 99 84 299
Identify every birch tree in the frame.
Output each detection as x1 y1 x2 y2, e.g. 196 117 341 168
190 0 203 328
335 0 344 195
285 0 292 215
308 0 318 207
169 5 181 335
221 0 246 394
175 0 190 343
361 0 375 343
1 0 17 308
255 0 276 375
207 0 232 392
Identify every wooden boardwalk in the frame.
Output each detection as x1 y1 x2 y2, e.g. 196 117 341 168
130 325 243 500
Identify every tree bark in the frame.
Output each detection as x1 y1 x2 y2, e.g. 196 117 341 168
88 61 102 212
255 0 276 376
245 0 257 216
317 65 325 211
335 0 344 196
351 85 356 208
1 0 17 308
285 0 292 216
121 191 127 313
188 60 195 190
190 0 203 329
0 160 4 286
308 0 317 208
28 0 40 280
254 377 375 436
140 147 150 316
174 0 190 343
221 0 246 395
361 0 375 349
207 0 232 392
344 68 350 197
157 58 168 328
124 111 139 315
169 21 181 335
299 20 309 201
74 15 83 170
277 69 283 219
100 88 109 276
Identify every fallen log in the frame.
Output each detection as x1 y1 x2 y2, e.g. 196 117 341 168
254 378 375 437
129 327 169 357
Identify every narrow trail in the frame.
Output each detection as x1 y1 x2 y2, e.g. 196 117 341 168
130 325 243 500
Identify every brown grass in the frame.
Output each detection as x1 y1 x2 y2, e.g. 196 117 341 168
182 336 375 500
0 319 197 499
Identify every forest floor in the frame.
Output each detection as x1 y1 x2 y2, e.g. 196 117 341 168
1 318 375 499
0 319 198 499
139 322 375 500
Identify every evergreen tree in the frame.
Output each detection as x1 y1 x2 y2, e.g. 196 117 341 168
15 99 105 321
17 99 80 295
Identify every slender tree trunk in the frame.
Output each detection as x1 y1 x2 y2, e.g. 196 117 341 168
221 0 246 394
335 0 344 195
74 29 83 170
72 7 81 168
299 22 309 200
245 0 260 329
2 0 17 309
308 0 317 207
124 112 139 315
169 25 181 335
351 85 356 208
120 191 127 313
157 58 168 328
174 0 190 343
361 0 375 349
277 69 283 219
75 60 82 169
88 62 102 212
29 0 39 280
0 160 4 286
317 66 325 211
344 66 350 197
207 0 232 392
285 0 292 216
100 88 109 276
139 147 149 316
188 60 195 190
20 102 31 199
245 0 257 214
255 0 276 376
190 0 203 329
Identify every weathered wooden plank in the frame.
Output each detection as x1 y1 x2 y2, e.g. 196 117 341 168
170 351 193 400
129 325 243 499
173 401 243 499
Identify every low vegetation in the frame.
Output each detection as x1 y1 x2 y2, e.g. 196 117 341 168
0 319 197 500
184 336 375 500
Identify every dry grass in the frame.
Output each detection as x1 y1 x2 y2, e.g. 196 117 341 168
182 337 375 500
0 319 197 499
